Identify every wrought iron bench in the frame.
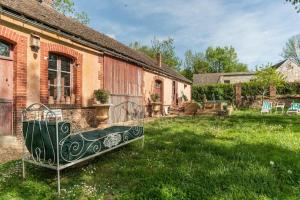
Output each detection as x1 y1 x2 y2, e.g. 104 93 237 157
21 101 144 195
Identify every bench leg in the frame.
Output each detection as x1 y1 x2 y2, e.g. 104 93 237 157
141 136 145 149
57 169 61 196
22 159 26 179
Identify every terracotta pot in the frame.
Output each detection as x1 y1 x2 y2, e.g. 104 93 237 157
60 97 66 104
66 96 71 105
71 94 76 104
153 104 161 112
48 96 54 105
152 102 162 117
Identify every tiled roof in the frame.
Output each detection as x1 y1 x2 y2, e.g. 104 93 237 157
0 0 191 84
193 73 223 85
271 59 288 69
193 72 255 85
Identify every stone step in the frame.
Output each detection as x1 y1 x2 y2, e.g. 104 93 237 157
0 136 22 150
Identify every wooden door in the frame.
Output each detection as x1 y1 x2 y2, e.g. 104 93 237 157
154 80 163 103
172 81 178 106
0 41 13 135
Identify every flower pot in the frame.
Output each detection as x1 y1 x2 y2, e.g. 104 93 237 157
60 96 66 104
66 96 71 105
48 96 54 105
71 94 76 104
93 104 112 126
152 102 162 117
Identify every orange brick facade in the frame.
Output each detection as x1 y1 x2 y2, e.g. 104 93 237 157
0 25 27 135
40 42 83 106
0 24 191 139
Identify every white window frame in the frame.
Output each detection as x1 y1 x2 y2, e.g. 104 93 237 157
48 54 73 102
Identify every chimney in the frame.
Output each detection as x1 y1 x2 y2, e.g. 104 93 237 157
37 0 54 7
156 53 162 67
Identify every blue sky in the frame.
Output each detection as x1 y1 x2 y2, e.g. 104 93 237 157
73 0 300 70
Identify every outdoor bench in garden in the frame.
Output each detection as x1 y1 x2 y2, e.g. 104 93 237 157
21 101 144 195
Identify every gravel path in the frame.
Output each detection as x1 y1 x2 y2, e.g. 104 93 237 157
0 148 22 164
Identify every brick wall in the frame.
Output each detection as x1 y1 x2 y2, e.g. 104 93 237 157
0 25 28 137
40 42 83 105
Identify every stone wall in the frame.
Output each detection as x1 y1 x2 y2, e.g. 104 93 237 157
62 107 97 129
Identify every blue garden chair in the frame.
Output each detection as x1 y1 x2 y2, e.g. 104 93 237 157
261 100 272 114
287 103 300 114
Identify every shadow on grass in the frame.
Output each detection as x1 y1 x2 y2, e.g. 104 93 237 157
1 113 300 199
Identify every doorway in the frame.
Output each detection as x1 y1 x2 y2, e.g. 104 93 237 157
154 79 163 103
172 81 178 106
0 40 13 135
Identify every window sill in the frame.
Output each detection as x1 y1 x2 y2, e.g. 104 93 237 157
47 104 81 109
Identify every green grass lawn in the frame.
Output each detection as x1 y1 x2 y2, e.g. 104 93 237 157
1 110 300 199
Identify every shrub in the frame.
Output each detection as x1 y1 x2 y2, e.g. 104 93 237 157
94 89 109 104
192 84 234 103
277 82 300 95
150 94 160 102
192 82 300 106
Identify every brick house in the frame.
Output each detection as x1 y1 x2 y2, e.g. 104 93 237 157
0 0 191 144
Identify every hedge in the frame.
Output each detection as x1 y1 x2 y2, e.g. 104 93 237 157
192 84 235 103
277 82 300 95
192 82 300 103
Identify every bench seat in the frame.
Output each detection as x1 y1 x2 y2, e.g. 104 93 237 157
23 121 144 164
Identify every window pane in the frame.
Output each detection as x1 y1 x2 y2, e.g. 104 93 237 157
49 85 57 98
61 72 70 87
64 87 71 97
49 54 57 70
155 81 161 88
0 41 10 57
61 57 71 72
48 70 57 85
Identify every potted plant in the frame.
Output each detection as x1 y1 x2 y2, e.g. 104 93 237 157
94 89 109 104
93 89 111 126
150 93 161 116
181 92 188 102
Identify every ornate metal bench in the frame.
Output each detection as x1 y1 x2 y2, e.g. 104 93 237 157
21 101 144 195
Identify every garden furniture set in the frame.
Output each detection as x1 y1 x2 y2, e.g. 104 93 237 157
261 100 300 114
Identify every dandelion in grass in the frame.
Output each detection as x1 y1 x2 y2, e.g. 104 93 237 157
270 161 274 166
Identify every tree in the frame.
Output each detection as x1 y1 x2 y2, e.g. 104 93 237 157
285 0 300 12
181 46 248 80
53 0 90 25
129 38 182 71
205 46 248 73
181 50 209 80
282 35 300 65
253 65 285 99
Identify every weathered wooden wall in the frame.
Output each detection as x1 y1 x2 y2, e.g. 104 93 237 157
103 55 144 105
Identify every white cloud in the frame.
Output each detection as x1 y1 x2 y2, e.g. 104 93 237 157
76 0 300 69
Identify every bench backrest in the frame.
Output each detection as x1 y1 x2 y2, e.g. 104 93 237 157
262 101 272 110
22 120 70 164
43 109 63 121
288 103 300 111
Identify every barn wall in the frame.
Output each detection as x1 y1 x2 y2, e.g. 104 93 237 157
144 70 191 106
178 82 191 101
103 55 143 105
